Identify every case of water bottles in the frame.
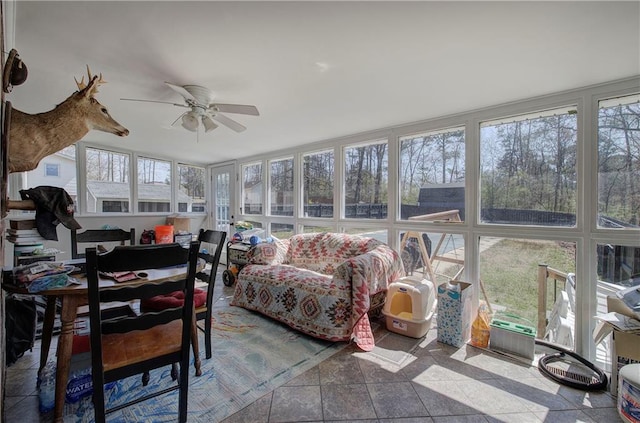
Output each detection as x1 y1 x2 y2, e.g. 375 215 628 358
38 354 117 414
38 362 56 414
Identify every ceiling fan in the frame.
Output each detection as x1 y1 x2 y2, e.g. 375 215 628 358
121 83 259 133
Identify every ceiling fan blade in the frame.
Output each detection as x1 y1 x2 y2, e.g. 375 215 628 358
201 115 218 133
121 98 187 108
212 113 247 132
211 103 259 116
165 82 197 102
170 112 187 127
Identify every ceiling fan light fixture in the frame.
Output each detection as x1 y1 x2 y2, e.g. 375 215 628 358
201 114 218 132
181 111 199 132
122 82 258 135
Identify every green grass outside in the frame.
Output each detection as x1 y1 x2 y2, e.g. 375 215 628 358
480 238 576 327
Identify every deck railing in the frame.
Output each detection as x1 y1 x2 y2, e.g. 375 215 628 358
537 263 572 339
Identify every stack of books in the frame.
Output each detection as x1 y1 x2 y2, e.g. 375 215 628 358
6 219 45 244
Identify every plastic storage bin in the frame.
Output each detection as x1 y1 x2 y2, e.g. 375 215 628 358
489 316 536 360
618 363 640 423
382 276 436 338
154 225 174 244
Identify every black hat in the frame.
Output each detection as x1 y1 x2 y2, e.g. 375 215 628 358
3 49 28 94
19 186 81 241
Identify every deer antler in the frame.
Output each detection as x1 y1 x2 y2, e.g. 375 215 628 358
74 65 107 95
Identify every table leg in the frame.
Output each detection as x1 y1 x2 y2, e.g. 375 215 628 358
53 295 79 423
191 310 202 376
39 295 58 373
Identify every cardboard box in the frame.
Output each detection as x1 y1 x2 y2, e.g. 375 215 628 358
437 281 473 347
166 216 190 233
592 295 640 394
608 295 640 321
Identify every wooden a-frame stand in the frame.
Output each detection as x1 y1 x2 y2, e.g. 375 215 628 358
399 209 492 312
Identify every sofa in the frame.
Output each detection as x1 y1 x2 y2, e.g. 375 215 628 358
230 232 405 350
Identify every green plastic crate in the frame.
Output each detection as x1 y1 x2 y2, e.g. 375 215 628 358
489 318 536 360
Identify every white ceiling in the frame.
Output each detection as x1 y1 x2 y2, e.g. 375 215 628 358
5 1 640 166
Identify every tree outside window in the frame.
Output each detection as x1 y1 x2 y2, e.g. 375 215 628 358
598 95 640 228
178 164 205 213
343 140 388 219
86 147 130 213
303 150 334 218
269 158 293 216
242 162 263 215
137 157 171 213
480 107 578 226
399 127 465 221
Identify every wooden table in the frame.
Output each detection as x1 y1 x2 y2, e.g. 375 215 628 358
2 263 203 423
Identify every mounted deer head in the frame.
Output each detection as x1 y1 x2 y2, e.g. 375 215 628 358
7 66 129 173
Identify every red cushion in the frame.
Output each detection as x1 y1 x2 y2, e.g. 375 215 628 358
141 288 207 311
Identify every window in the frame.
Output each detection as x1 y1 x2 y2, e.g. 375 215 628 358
400 127 465 221
215 172 231 232
137 157 171 213
398 230 464 286
597 94 640 228
102 200 128 213
24 146 75 189
597 242 640 288
242 162 263 215
480 107 578 226
302 224 334 233
44 163 59 177
303 150 334 218
178 164 206 213
86 147 130 213
343 227 387 244
480 237 576 335
343 140 388 219
22 145 77 213
269 157 294 216
271 223 294 239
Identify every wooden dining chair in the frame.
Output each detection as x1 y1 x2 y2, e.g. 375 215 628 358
71 227 136 259
194 229 226 359
140 229 226 360
86 241 200 423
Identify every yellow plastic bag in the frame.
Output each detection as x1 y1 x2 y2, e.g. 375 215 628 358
470 303 491 348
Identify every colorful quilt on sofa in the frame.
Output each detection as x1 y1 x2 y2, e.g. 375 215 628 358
230 232 405 350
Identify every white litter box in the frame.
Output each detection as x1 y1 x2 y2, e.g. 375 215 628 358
382 276 436 338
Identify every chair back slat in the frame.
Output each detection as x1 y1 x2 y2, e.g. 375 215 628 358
99 279 186 303
71 228 136 259
95 243 190 272
101 308 183 335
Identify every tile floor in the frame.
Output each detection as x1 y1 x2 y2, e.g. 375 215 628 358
3 285 623 423
220 324 622 423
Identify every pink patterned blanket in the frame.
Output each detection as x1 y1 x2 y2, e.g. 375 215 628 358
230 232 405 350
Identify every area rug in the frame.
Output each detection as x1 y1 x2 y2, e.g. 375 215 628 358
63 303 346 422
